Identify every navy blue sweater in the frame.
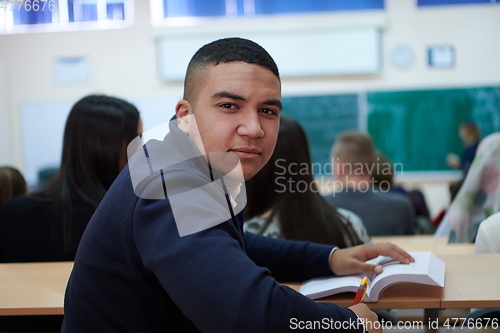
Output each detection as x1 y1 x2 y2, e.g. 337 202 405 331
62 127 362 333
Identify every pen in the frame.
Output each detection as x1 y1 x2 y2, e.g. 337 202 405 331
352 276 369 305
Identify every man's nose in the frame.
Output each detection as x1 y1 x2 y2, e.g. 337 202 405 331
237 111 264 139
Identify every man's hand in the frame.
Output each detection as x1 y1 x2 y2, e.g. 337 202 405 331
446 153 460 169
329 243 414 276
349 304 380 333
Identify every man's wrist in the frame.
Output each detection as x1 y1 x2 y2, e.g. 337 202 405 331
328 247 339 274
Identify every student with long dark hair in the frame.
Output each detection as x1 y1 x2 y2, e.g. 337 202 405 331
0 95 141 262
244 116 368 247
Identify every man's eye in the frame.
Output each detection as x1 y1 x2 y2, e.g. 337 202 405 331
260 109 277 115
221 103 236 109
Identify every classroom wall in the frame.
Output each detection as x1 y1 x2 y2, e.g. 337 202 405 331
0 60 13 166
0 0 499 202
283 0 500 95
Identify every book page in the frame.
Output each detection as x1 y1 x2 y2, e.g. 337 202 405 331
299 275 363 299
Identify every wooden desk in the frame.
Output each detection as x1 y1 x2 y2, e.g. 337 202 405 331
372 235 448 252
439 254 500 309
372 235 474 255
0 262 73 316
1 255 497 319
434 244 474 255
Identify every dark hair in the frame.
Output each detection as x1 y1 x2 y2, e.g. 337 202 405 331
37 95 140 252
245 117 362 247
0 166 27 207
460 121 481 144
183 37 280 103
372 151 393 192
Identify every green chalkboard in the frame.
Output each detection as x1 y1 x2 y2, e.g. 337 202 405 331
367 87 500 171
281 94 359 173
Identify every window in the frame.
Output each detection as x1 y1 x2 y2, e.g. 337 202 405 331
418 0 499 6
0 0 134 34
152 0 384 26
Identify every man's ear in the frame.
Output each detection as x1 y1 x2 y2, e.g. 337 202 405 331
176 100 194 134
175 99 192 131
175 99 192 119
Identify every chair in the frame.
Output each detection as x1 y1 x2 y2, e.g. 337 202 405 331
466 308 500 321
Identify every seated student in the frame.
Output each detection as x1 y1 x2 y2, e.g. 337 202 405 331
436 133 500 243
447 121 481 174
0 95 141 262
63 38 413 333
475 212 500 253
325 131 415 237
447 121 482 199
244 116 370 246
372 152 432 234
0 166 27 207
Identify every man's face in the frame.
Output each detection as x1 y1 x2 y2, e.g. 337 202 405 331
176 61 282 181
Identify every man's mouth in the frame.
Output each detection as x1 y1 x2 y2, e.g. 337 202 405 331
230 147 262 159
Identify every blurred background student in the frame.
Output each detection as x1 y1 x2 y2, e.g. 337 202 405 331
0 95 141 262
244 116 369 247
371 152 433 234
0 166 27 208
436 133 500 243
447 121 482 174
327 130 415 237
475 212 500 254
447 121 482 201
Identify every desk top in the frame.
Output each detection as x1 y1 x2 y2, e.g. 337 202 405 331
372 235 474 255
438 253 500 309
0 262 73 316
372 235 448 249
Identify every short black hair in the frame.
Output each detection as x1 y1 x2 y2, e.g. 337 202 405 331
183 37 280 103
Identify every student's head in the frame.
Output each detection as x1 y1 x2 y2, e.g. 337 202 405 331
175 37 282 181
245 117 362 247
46 94 141 202
0 166 27 207
331 131 376 177
59 95 141 192
459 121 481 145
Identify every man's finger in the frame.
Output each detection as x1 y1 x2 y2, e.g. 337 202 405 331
367 243 414 264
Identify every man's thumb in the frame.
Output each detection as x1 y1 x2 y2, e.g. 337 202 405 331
359 263 383 275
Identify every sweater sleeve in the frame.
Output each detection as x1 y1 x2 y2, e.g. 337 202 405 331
133 172 363 333
244 232 335 281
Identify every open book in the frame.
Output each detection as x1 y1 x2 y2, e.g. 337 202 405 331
299 251 445 302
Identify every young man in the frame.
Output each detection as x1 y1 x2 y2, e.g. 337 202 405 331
327 131 415 236
62 38 412 333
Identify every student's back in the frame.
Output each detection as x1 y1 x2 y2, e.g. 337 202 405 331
0 95 141 262
326 189 414 236
436 133 500 243
475 212 500 253
0 195 94 262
